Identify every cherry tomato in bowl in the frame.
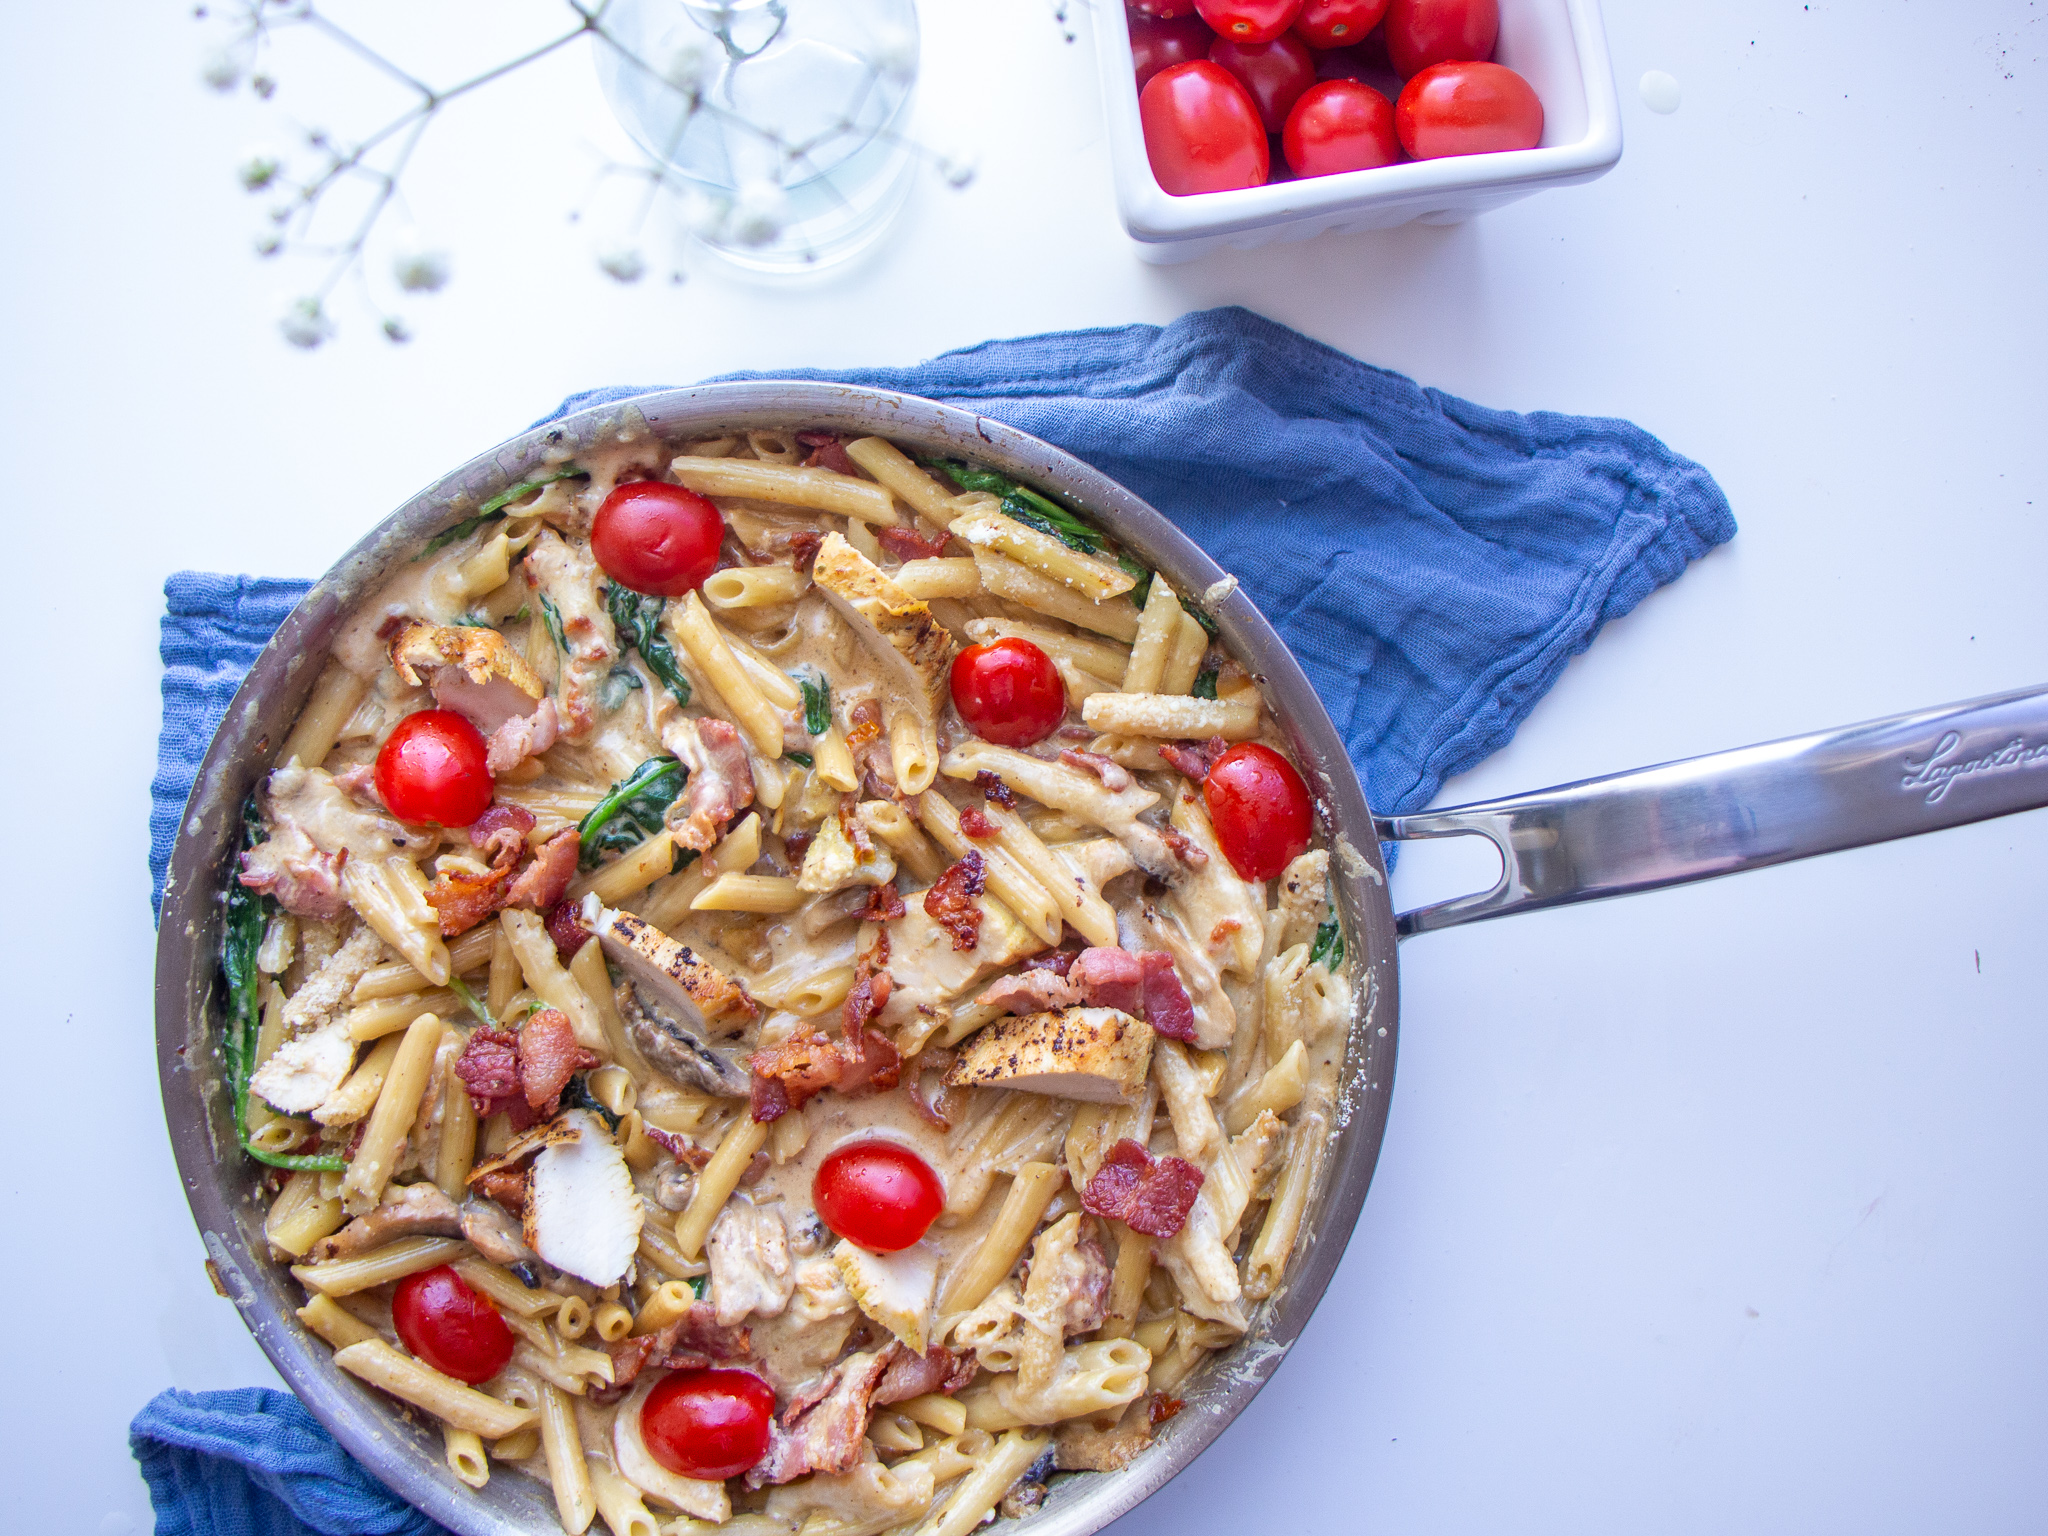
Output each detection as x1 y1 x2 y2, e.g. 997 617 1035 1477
1132 14 1216 89
1209 33 1317 133
1139 60 1270 195
950 638 1067 748
374 709 494 828
1283 78 1398 176
392 1265 514 1384
641 1370 776 1481
1204 742 1314 880
1194 0 1302 45
1395 59 1543 158
1292 0 1387 50
1382 0 1496 77
814 1141 945 1253
592 481 725 597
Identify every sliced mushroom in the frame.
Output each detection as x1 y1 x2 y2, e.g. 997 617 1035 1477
308 1182 462 1263
617 986 751 1099
459 1194 536 1267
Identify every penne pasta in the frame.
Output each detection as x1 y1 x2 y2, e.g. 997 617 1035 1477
938 1161 1062 1314
333 1340 537 1438
674 1114 770 1259
971 551 1143 641
914 792 1061 946
691 873 806 913
890 557 982 601
669 454 901 525
1080 690 1260 741
702 563 808 610
950 506 1137 600
843 436 960 525
281 660 370 771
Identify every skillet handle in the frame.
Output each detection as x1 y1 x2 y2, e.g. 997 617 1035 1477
1376 682 2048 937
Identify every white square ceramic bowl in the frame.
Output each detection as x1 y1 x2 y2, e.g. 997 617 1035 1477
1094 0 1623 262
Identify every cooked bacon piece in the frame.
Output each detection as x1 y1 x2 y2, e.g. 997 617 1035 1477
1080 1138 1205 1239
239 838 348 921
504 828 580 910
545 898 591 959
787 530 824 570
470 1169 527 1212
797 431 860 478
331 764 383 807
1159 826 1209 869
645 1126 712 1169
1059 748 1134 792
485 697 560 775
520 1008 600 1115
973 770 1016 808
1138 951 1197 1043
1068 946 1144 1015
454 1027 521 1110
596 1305 755 1404
748 1350 894 1487
662 715 757 852
924 852 986 952
1150 1393 1184 1426
861 882 905 923
1158 735 1229 781
424 854 520 937
958 805 996 840
872 1343 977 1405
877 525 952 562
470 804 537 860
842 968 892 1040
784 830 815 865
976 969 1081 1015
845 698 882 751
749 1027 902 1121
1023 945 1082 978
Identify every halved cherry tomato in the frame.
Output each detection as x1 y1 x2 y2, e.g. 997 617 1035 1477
1395 59 1542 158
1132 14 1216 89
592 481 725 597
1382 0 1496 77
1293 0 1387 49
1208 33 1317 133
374 709 494 828
1139 61 1270 195
950 638 1067 748
813 1141 945 1253
1283 78 1399 176
641 1370 775 1481
1204 743 1313 880
1194 0 1302 45
392 1265 514 1384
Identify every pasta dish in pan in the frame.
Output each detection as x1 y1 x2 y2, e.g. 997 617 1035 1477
222 425 1354 1536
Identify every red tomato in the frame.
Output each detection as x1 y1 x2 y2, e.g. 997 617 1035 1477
1204 743 1314 880
950 638 1067 748
1382 0 1496 76
592 481 725 597
1193 0 1302 45
813 1141 945 1253
1128 0 1199 17
1283 79 1399 176
392 1266 514 1384
1139 61 1270 195
374 710 493 828
1395 60 1542 158
640 1370 775 1481
1132 14 1216 89
1293 0 1387 49
1208 33 1317 133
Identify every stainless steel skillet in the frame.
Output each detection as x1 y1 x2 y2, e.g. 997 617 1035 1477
154 382 2048 1536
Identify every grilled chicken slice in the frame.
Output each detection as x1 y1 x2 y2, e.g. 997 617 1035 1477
943 1007 1155 1104
523 1109 643 1286
809 532 955 721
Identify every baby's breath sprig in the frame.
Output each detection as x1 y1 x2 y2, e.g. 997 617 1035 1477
195 0 974 348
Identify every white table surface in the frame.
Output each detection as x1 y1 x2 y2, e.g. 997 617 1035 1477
6 1 2046 1531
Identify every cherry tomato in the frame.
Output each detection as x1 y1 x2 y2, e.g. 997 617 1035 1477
1139 61 1270 195
374 709 494 828
1382 0 1496 77
640 1370 775 1481
1132 14 1216 89
592 481 725 597
813 1141 946 1253
1395 60 1542 158
950 638 1067 748
1204 743 1313 881
1293 0 1387 49
1208 33 1317 133
392 1265 514 1384
1283 79 1399 176
1193 0 1302 45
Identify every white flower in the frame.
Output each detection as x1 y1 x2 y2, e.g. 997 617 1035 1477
867 28 918 85
724 180 788 249
382 316 413 343
391 240 450 294
253 232 282 257
664 37 720 98
597 245 647 283
278 296 333 350
200 47 242 92
238 148 283 192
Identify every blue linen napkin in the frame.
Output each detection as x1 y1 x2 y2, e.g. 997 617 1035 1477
137 305 1734 1532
